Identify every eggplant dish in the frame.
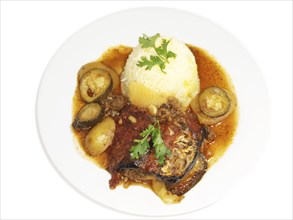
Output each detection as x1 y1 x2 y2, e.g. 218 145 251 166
72 34 238 204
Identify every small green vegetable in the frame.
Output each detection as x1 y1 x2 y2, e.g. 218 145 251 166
129 121 171 165
137 34 176 74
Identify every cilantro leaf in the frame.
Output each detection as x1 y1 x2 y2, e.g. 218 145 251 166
155 143 171 165
155 39 170 58
140 124 155 137
139 33 160 48
152 122 171 165
130 139 150 160
130 123 154 159
136 34 176 74
156 39 177 62
129 121 171 165
167 51 176 59
137 55 165 72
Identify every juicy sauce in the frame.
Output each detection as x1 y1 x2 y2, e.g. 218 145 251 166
72 45 238 169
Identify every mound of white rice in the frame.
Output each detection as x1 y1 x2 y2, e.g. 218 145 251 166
121 36 200 108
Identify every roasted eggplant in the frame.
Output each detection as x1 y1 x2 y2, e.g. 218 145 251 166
121 168 155 182
198 87 230 117
131 129 198 181
165 152 208 196
157 131 197 180
191 86 237 125
79 69 112 103
78 61 120 93
114 100 208 194
72 103 104 130
85 117 116 156
118 149 207 197
117 128 206 190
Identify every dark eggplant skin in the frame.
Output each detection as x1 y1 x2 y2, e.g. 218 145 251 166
113 98 210 195
158 126 209 185
129 128 199 181
156 149 198 184
116 126 209 195
72 103 104 130
116 159 152 183
117 150 208 196
162 128 209 195
116 159 137 170
196 126 209 150
165 152 208 196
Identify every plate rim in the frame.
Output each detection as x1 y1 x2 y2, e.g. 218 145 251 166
36 6 271 217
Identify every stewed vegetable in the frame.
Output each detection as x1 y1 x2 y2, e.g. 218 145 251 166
85 117 116 156
78 61 120 93
198 87 230 117
71 42 239 204
165 152 208 196
79 69 112 103
72 103 103 130
191 86 237 125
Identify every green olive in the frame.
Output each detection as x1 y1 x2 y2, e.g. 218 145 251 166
198 87 230 118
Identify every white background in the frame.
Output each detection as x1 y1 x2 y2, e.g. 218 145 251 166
1 1 292 220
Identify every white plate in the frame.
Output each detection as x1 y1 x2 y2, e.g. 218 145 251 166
36 7 270 216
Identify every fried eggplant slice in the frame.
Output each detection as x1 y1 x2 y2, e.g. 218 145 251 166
165 152 208 196
72 103 104 130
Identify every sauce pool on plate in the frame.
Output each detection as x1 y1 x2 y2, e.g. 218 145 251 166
72 45 238 168
71 40 239 205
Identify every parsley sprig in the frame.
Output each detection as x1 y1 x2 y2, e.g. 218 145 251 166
137 34 176 74
129 120 171 165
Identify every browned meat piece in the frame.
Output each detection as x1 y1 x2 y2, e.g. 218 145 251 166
105 102 154 174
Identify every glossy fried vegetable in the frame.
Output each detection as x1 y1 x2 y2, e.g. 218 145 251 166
165 152 208 196
72 103 104 130
78 61 120 93
198 87 230 117
85 117 116 156
119 150 207 197
158 131 197 179
191 87 237 125
79 69 112 103
130 127 198 181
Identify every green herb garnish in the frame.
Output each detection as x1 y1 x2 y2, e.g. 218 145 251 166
137 34 176 74
129 121 171 165
129 124 154 160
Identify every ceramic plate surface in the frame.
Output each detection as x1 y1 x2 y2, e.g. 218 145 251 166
36 7 270 216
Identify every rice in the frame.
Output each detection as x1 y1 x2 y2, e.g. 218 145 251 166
121 36 200 108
